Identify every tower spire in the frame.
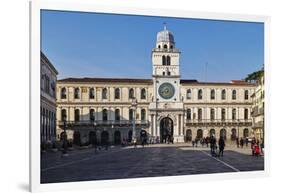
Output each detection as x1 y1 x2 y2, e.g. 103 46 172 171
163 22 167 30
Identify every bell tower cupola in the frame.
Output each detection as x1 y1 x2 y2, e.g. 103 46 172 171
152 23 181 77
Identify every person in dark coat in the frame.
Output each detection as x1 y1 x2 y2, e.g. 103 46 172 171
240 137 244 148
218 137 225 157
210 136 216 156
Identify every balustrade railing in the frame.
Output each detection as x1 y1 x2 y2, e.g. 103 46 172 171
185 119 252 126
58 120 150 127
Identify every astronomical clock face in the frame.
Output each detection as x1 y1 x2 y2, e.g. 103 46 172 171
158 82 175 99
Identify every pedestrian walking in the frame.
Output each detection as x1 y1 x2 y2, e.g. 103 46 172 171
236 137 239 148
210 136 217 156
218 137 225 157
240 138 244 148
192 140 195 148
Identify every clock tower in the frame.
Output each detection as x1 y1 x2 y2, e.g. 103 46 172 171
149 24 184 143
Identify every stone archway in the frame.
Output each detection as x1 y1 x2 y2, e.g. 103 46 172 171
160 117 173 143
114 130 121 145
73 131 81 146
101 131 109 145
89 131 97 145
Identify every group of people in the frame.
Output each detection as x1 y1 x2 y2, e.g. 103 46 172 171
191 136 212 148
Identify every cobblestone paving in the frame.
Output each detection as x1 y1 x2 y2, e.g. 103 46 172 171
41 144 264 184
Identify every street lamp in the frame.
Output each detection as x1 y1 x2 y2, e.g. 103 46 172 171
62 120 68 156
131 98 138 143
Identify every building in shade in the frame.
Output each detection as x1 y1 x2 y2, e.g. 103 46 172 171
55 26 257 145
41 52 58 144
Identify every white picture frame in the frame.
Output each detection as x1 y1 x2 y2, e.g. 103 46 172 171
30 0 270 192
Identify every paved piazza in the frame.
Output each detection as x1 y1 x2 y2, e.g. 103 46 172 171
41 144 264 183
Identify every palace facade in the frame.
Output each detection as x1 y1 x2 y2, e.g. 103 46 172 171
56 26 256 145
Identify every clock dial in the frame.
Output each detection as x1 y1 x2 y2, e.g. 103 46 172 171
158 82 175 99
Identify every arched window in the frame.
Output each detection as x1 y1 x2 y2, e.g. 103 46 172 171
74 87 80 99
89 88 95 99
158 45 161 48
129 88 134 99
198 108 202 120
210 108 215 120
244 90 249 100
243 128 249 138
102 109 108 121
210 89 215 100
163 44 167 49
74 109 80 121
115 109 120 121
221 108 226 120
244 108 249 120
61 109 67 121
186 109 191 120
129 109 133 120
167 56 171 65
90 109 95 121
186 89 192 100
114 88 120 99
141 109 146 121
170 45 173 49
141 88 146 100
162 55 166 65
198 89 203 100
232 90 237 100
61 87 66 99
102 88 107 99
232 108 236 120
221 89 226 100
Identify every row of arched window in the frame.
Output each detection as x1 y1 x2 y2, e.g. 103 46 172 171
186 108 249 120
186 89 249 100
60 87 147 100
185 128 249 141
61 108 147 122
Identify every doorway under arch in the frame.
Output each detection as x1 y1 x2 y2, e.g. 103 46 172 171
89 131 97 145
186 129 192 142
73 131 81 146
114 130 121 145
160 117 173 143
220 128 227 140
101 131 109 145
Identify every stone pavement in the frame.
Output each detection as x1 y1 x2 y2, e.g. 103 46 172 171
41 143 264 184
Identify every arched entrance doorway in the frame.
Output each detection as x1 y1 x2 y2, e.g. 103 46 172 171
73 131 81 146
160 117 173 143
186 129 192 142
210 129 215 137
128 130 132 142
231 128 237 141
197 129 203 139
101 131 109 145
220 128 227 140
114 130 121 145
89 131 97 145
243 128 249 138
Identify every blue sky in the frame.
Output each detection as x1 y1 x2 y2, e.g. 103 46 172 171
41 10 264 82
